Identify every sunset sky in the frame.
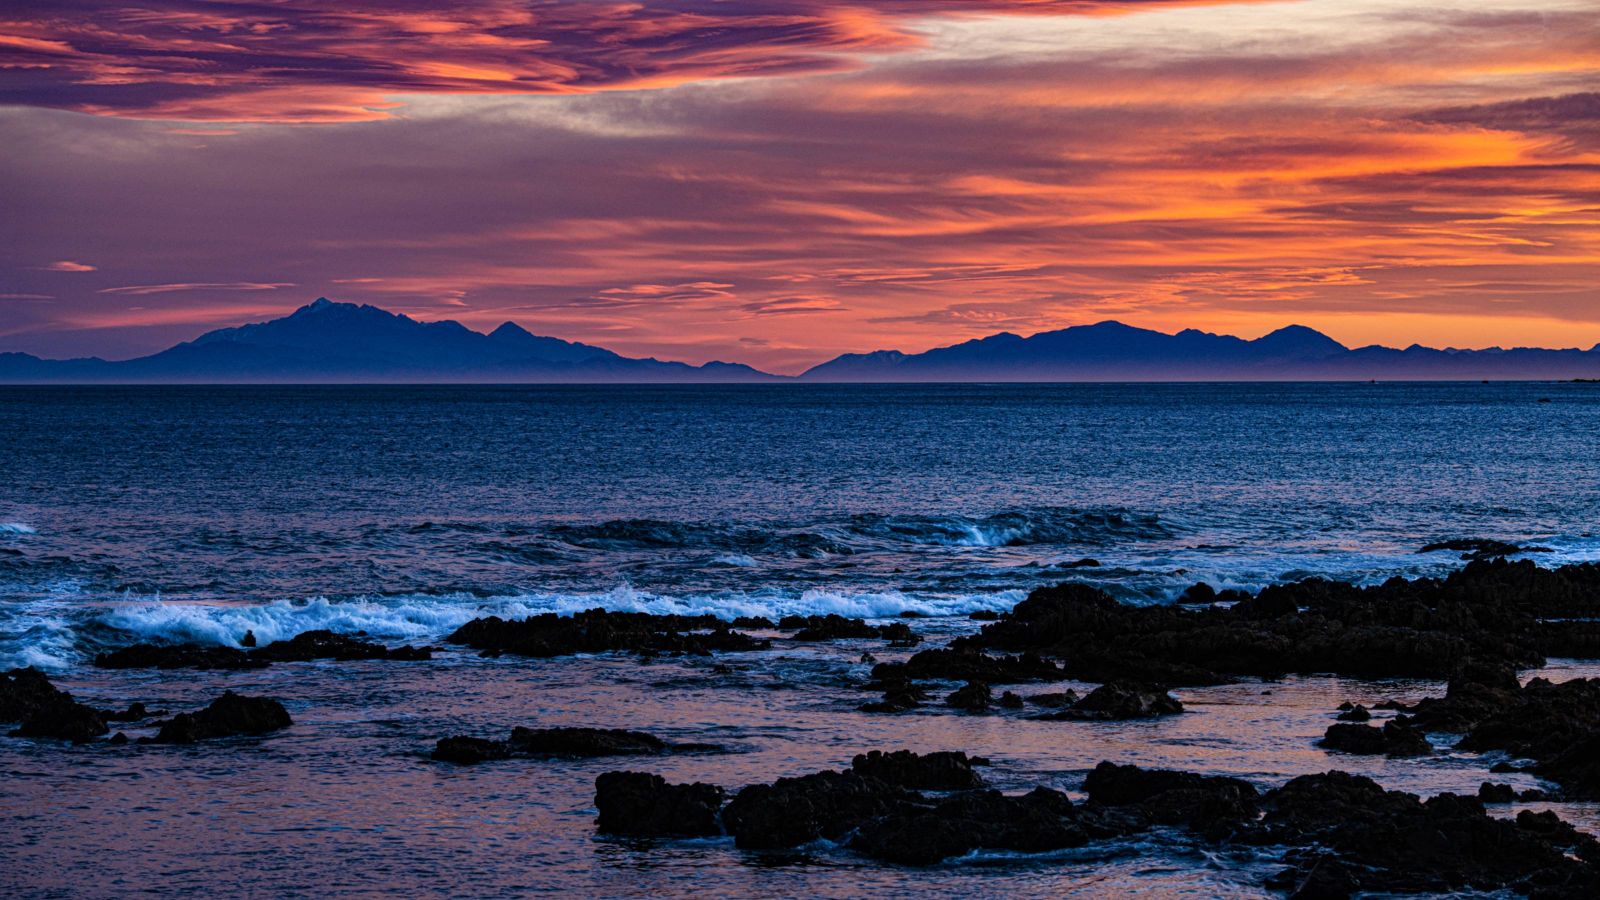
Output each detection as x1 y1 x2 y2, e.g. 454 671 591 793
2 0 1597 372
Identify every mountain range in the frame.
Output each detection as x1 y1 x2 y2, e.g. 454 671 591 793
3 298 1599 383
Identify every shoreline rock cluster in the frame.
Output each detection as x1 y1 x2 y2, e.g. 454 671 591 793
595 751 1600 897
3 667 291 744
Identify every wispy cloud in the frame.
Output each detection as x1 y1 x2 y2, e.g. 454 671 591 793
98 282 295 296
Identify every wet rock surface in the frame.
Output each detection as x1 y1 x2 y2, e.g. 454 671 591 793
595 753 1600 893
780 614 921 645
148 691 292 743
1035 682 1183 721
433 726 718 764
849 750 987 790
1256 771 1600 898
447 609 771 658
1319 720 1432 757
3 667 109 741
962 560 1600 684
870 647 1065 684
95 630 432 670
722 769 920 849
594 771 725 837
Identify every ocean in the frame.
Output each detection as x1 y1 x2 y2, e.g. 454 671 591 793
3 382 1599 896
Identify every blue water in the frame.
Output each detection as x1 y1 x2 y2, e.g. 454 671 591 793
5 383 1600 897
2 382 1599 670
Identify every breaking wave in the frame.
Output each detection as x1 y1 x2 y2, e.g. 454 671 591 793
0 585 1024 672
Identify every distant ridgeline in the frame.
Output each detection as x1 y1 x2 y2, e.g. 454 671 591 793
3 298 1599 383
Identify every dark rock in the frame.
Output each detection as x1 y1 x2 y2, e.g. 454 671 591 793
240 630 257 647
101 701 152 722
945 680 992 711
94 643 265 670
1179 582 1217 604
1477 782 1516 803
1457 677 1600 798
1037 682 1183 721
432 726 710 763
968 610 1000 621
851 787 1089 865
998 691 1024 709
3 668 110 741
447 609 770 658
721 770 918 849
1420 538 1550 561
1082 761 1260 834
730 616 774 629
787 614 879 641
13 698 107 742
1058 558 1101 569
433 736 511 764
1027 690 1079 708
870 647 1065 685
249 629 432 663
859 681 926 714
1335 704 1371 722
963 559 1600 685
96 630 431 670
849 750 985 790
1254 771 1600 896
594 771 724 837
1 667 74 722
108 731 128 745
1319 721 1431 757
149 692 292 743
876 622 922 646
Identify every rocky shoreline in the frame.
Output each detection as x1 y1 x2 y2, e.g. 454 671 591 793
8 557 1600 897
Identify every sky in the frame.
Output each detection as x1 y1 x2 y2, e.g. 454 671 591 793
1 0 1597 373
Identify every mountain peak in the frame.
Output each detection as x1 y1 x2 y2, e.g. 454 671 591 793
1252 324 1347 358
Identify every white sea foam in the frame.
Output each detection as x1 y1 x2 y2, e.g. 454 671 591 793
15 585 1024 663
0 523 37 535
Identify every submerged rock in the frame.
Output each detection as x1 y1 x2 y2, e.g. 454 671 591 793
433 726 714 764
1319 721 1432 757
594 771 724 837
447 609 770 658
1028 690 1080 708
149 691 292 743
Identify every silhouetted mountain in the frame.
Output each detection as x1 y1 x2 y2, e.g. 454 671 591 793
800 320 1600 381
4 302 1599 383
0 299 777 383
